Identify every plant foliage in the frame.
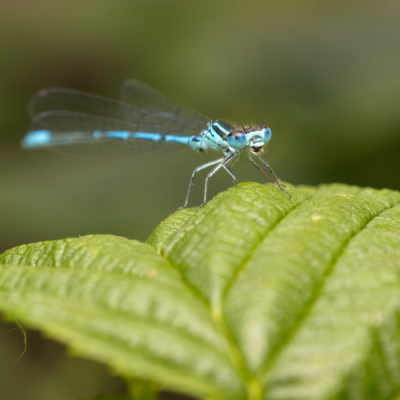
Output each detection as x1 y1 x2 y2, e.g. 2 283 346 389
1 182 400 400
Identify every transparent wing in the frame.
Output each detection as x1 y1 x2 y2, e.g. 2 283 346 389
25 111 164 157
28 87 139 120
29 86 210 135
119 79 181 112
119 79 210 130
25 83 212 157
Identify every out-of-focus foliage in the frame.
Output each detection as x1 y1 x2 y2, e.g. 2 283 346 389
1 1 400 399
1 183 400 400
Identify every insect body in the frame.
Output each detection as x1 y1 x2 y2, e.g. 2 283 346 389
22 79 290 210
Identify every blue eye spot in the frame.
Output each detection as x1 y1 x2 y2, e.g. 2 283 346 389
263 127 272 143
227 132 248 150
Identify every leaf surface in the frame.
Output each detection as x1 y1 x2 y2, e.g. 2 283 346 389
1 183 400 400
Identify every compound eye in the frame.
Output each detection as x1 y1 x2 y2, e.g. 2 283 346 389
262 127 272 143
227 132 248 150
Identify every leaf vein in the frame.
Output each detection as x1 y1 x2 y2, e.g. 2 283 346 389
259 198 400 381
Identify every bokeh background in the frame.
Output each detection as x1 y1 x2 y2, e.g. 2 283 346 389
1 1 400 399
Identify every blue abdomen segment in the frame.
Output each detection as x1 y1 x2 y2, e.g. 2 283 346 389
22 129 208 151
22 130 52 148
22 129 138 149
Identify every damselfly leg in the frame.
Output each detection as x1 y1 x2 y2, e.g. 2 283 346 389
256 154 291 199
223 153 239 186
247 156 274 183
172 157 225 213
197 152 239 211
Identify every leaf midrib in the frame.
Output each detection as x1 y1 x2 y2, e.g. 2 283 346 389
162 191 312 399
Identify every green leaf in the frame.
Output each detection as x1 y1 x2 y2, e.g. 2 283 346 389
1 182 400 400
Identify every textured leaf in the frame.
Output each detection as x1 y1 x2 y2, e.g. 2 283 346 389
1 182 400 400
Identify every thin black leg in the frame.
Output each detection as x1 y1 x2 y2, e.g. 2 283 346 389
255 154 291 199
248 156 274 183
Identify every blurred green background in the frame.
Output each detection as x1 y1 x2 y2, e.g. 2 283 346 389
1 1 400 399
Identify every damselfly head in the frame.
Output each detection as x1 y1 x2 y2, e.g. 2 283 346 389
245 125 271 141
227 124 272 152
226 124 272 153
247 125 271 153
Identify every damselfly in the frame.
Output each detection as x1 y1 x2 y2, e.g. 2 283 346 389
22 79 291 210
